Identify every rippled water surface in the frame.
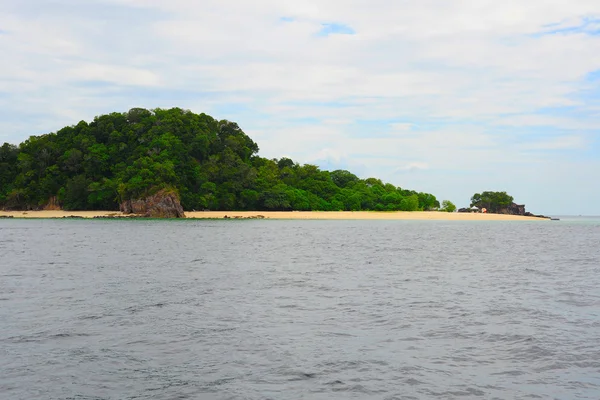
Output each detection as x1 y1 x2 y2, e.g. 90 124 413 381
1 218 600 399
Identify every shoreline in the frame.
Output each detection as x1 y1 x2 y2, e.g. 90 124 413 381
0 210 549 221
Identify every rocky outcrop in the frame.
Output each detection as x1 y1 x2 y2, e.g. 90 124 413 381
459 202 549 219
498 203 549 218
524 212 551 219
497 203 526 215
120 189 185 218
44 196 61 211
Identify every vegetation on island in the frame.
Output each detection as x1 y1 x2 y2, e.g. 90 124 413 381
470 191 514 213
0 108 444 212
441 200 457 213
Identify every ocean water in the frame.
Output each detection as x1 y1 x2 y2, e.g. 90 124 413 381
1 218 599 400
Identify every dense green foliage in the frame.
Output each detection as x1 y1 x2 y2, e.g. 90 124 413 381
470 191 514 213
0 108 441 212
441 200 456 213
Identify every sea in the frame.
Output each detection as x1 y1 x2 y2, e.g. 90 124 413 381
1 217 599 400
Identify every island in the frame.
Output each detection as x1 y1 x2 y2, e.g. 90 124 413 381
0 108 548 221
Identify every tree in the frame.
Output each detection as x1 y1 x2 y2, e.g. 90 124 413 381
276 157 295 170
59 175 90 210
330 169 359 188
441 200 456 213
0 143 19 203
262 184 291 210
418 192 440 210
470 191 514 213
399 194 419 211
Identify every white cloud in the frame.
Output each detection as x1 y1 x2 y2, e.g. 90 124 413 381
395 162 430 173
68 64 161 86
389 123 416 132
525 135 587 150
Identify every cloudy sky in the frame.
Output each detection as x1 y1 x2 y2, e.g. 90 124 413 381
1 0 599 215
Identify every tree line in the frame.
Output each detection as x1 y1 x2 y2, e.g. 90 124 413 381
0 107 446 212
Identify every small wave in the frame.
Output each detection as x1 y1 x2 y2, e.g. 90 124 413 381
404 378 424 386
426 387 486 397
556 298 594 307
524 268 552 276
534 362 569 372
319 331 356 337
331 384 373 394
287 372 317 381
77 314 105 320
50 332 93 339
277 304 298 309
511 345 556 362
491 370 525 376
398 336 424 341
316 360 361 373
3 331 92 343
125 302 168 313
484 333 534 344
205 377 235 387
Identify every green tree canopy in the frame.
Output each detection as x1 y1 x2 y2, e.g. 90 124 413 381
470 191 514 213
441 200 456 213
0 108 440 212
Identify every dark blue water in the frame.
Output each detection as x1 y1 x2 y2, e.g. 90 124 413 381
1 219 600 399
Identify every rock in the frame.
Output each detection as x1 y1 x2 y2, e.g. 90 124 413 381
0 215 14 219
534 214 551 219
496 203 526 215
44 196 61 211
120 189 185 218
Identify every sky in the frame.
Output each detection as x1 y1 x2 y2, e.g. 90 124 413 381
1 0 599 215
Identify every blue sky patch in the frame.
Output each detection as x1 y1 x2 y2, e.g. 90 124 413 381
535 18 600 37
584 69 600 82
317 23 355 37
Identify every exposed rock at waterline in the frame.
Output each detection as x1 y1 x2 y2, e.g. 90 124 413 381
120 189 185 218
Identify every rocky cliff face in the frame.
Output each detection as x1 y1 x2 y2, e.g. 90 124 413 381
120 189 185 218
497 203 526 215
44 196 61 211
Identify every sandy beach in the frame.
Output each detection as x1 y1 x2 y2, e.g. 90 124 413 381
0 211 130 219
0 210 548 221
185 211 548 221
